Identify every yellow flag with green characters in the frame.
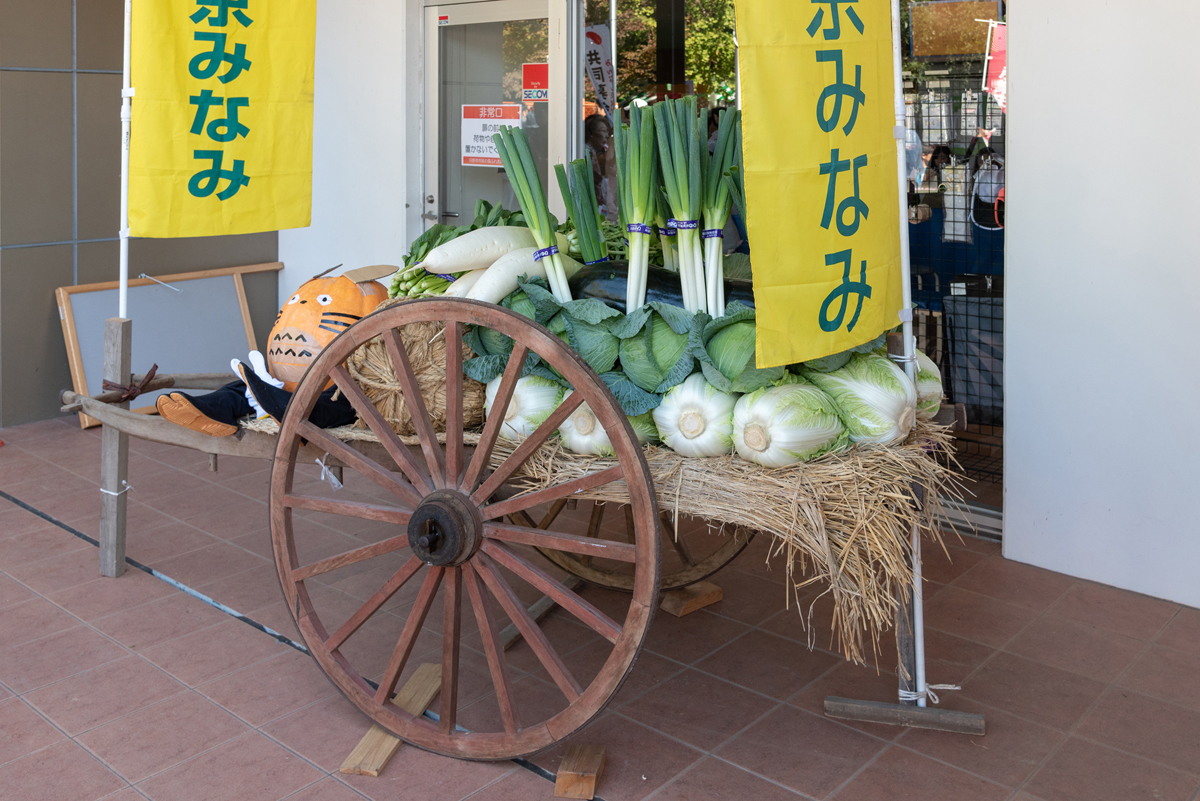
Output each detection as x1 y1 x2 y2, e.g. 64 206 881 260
738 0 903 368
129 0 316 238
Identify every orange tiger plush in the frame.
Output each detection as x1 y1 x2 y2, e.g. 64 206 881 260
267 276 387 391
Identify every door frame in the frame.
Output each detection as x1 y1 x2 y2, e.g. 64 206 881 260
421 0 580 230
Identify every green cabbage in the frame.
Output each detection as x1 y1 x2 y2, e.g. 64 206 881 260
618 311 692 393
802 353 917 445
708 321 756 381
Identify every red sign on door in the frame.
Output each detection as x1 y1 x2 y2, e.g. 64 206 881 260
522 63 549 102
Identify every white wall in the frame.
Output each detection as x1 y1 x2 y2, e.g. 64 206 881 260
1005 2 1200 606
277 0 417 298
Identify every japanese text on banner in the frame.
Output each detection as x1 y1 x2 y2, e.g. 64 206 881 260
738 0 902 368
129 0 316 238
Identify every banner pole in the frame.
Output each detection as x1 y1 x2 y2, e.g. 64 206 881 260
118 0 132 318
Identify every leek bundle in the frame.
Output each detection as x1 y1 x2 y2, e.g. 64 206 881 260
555 154 608 267
654 97 705 313
493 126 572 302
723 116 747 228
616 104 657 310
701 109 740 317
653 187 678 273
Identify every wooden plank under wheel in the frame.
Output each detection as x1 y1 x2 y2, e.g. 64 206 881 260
269 299 661 760
512 502 753 592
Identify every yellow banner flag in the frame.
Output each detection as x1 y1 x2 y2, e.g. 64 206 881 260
129 0 316 238
738 0 902 368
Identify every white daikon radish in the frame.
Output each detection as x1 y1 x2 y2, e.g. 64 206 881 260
441 268 487 298
466 238 580 305
420 226 536 275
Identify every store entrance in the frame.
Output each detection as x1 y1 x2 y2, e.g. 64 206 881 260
422 0 576 230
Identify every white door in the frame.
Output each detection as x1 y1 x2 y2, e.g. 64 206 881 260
423 0 580 230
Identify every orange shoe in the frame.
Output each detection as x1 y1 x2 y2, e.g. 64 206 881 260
156 393 237 437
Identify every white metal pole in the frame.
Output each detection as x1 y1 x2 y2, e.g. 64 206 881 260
890 0 926 708
118 0 132 318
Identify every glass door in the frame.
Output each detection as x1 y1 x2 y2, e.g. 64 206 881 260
423 0 578 230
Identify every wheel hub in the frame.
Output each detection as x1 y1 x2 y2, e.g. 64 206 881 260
407 489 481 567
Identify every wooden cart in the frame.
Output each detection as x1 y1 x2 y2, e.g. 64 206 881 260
65 298 766 761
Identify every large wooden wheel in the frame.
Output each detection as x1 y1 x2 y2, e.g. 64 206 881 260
514 502 752 592
269 299 660 760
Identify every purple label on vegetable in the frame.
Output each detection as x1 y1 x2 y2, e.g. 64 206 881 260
425 269 456 281
674 219 700 230
658 227 677 237
533 245 559 262
626 223 653 235
702 229 724 239
584 257 611 265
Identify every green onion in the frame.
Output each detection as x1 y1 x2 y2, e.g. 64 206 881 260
493 126 572 302
653 96 705 313
723 115 747 229
616 103 657 310
555 156 608 267
653 186 678 273
701 108 740 317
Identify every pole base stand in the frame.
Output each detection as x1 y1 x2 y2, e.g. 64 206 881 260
824 696 986 736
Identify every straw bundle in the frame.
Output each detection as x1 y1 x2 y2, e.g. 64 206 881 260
344 304 486 435
490 421 964 664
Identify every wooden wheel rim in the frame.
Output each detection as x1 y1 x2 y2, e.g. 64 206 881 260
269 298 661 760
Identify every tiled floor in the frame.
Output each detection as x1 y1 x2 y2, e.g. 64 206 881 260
1 416 1199 801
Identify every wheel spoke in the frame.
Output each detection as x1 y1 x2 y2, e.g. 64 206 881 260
463 563 520 734
329 364 434 494
383 329 446 486
444 322 464 488
324 555 424 653
480 465 624 522
298 422 423 509
284 494 411 525
292 535 411 582
484 521 636 563
470 392 584 505
482 541 622 644
461 343 528 493
661 512 697 565
439 566 462 733
375 566 444 704
473 551 582 702
581 501 606 568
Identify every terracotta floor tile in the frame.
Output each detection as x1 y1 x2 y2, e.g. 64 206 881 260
78 692 249 783
788 662 906 741
541 635 684 711
246 601 302 641
701 567 796 626
135 731 323 801
531 713 704 801
834 745 1010 801
923 586 1038 648
1156 608 1200 656
139 618 291 687
0 739 126 801
453 767 550 801
960 652 1106 732
0 418 78 445
0 597 80 649
262 694 373 773
1119 645 1200 712
7 546 107 595
14 480 102 518
653 756 805 801
0 526 92 569
149 541 269 588
196 563 288 614
281 776 368 801
696 629 840 700
142 483 266 525
0 448 83 488
920 543 987 585
918 628 997 685
198 649 337 727
48 570 176 621
725 532 791 586
619 668 777 750
1047 582 1179 641
122 460 201 500
0 625 127 693
123 522 218 565
0 573 36 609
0 504 57 539
0 697 65 765
66 501 178 541
643 609 752 665
340 740 514 801
1024 736 1199 801
1005 616 1144 683
716 705 886 798
898 697 1063 788
23 656 186 736
1076 688 1200 775
953 556 1076 612
92 591 229 651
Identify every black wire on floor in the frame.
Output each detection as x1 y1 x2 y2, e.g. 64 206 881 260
0 487 599 797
